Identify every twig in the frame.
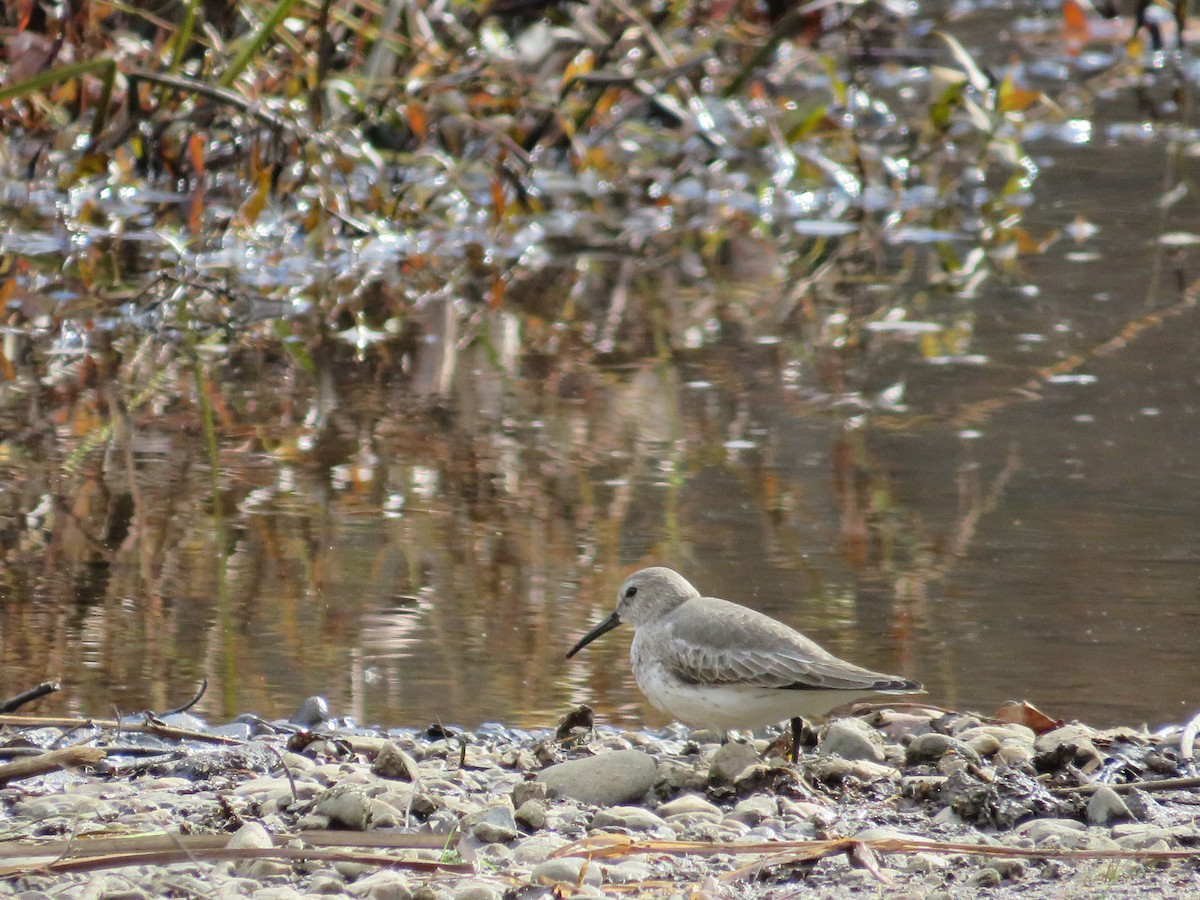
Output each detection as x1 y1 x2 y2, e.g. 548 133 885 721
0 747 107 784
0 714 243 746
0 845 472 878
0 682 60 714
1050 775 1200 796
160 680 208 717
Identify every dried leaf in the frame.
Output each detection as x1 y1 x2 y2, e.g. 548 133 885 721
992 700 1062 734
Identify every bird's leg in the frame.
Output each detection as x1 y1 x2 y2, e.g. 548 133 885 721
789 717 804 764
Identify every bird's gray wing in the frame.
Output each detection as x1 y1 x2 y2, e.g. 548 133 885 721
661 597 917 692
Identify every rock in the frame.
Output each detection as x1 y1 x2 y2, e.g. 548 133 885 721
819 718 885 763
1034 723 1103 769
227 822 274 850
368 797 409 830
1121 788 1157 822
806 756 898 785
662 811 724 830
962 732 1002 757
590 806 666 831
515 799 546 831
512 834 570 864
531 858 603 887
292 696 330 727
603 860 653 883
967 867 1002 888
1016 818 1090 848
656 794 722 818
1087 786 1132 826
313 784 372 830
905 852 949 873
227 821 287 878
726 795 776 826
906 733 979 765
995 742 1035 770
512 780 548 808
900 774 947 800
346 869 414 900
470 804 519 843
453 882 503 900
373 742 421 781
309 873 349 895
1111 824 1200 849
537 750 657 806
656 759 708 793
708 742 760 785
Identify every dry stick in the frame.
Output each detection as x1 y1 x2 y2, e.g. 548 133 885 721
0 830 450 861
0 747 107 785
1050 775 1200 797
260 742 298 807
0 715 242 746
0 682 60 714
0 845 471 878
159 679 208 717
554 833 1200 868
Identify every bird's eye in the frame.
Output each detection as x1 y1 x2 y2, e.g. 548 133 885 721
624 586 638 599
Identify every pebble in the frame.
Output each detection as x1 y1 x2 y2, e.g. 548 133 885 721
967 867 1002 888
906 733 979 765
512 833 570 864
603 860 653 883
1015 818 1086 844
536 749 656 805
590 805 667 831
1034 723 1103 767
655 793 721 817
1087 786 1133 826
313 784 372 830
819 718 886 763
514 799 546 830
345 869 414 900
373 742 421 781
806 755 898 784
3 711 1195 899
470 803 519 843
1111 824 1199 849
452 881 503 900
726 795 776 826
708 741 759 784
530 857 603 887
511 781 547 807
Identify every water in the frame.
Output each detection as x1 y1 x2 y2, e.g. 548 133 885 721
2 4 1200 732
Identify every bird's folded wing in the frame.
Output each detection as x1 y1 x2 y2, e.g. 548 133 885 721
663 607 909 691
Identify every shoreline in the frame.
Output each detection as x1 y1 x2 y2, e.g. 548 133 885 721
3 704 1200 898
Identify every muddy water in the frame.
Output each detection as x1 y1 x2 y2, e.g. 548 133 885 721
3 21 1200 733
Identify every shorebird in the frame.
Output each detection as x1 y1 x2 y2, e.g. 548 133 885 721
566 566 922 762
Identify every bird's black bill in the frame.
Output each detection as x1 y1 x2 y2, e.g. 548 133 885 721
565 612 622 659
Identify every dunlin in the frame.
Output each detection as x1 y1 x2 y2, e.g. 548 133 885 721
566 566 922 761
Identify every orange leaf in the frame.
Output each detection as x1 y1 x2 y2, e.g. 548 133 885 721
488 277 505 311
239 169 272 226
187 187 205 234
187 133 206 178
992 700 1062 734
489 176 506 226
406 101 427 141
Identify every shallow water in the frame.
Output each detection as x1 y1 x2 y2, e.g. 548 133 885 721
2 5 1200 733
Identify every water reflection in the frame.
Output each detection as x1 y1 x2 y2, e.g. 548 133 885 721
3 60 1200 732
3 271 1198 732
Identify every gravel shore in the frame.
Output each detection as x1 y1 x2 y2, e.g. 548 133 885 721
3 703 1200 898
